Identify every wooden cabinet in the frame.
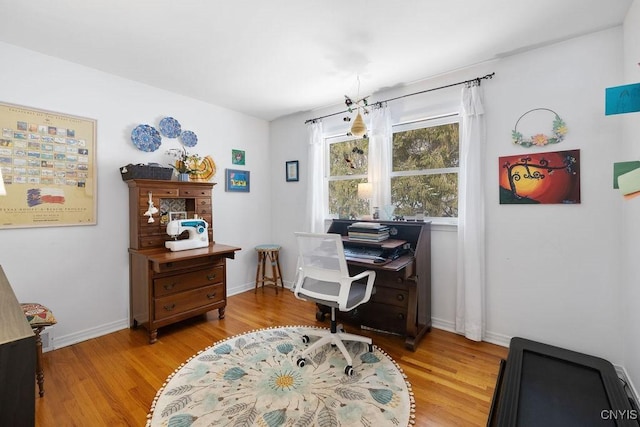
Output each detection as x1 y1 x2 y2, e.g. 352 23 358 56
125 179 240 344
321 219 431 350
0 265 35 426
127 179 214 250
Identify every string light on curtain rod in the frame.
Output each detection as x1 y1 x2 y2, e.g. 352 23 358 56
343 76 370 138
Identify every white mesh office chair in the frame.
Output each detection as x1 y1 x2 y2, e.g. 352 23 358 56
293 232 376 375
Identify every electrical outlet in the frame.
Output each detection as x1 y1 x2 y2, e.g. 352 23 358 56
40 329 53 352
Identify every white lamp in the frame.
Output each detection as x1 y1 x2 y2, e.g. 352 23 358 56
0 168 6 196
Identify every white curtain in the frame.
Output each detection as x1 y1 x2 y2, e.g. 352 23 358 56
303 120 326 233
368 104 392 214
456 82 486 341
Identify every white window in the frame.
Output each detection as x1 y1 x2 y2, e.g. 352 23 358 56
391 116 459 219
325 114 460 220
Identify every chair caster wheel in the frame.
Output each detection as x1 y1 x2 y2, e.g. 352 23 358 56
368 344 373 352
344 365 354 376
301 335 310 344
297 358 306 368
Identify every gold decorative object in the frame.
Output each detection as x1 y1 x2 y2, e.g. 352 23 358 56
189 156 217 182
350 110 367 138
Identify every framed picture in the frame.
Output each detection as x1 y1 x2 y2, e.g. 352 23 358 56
286 160 299 182
0 101 97 229
169 211 187 221
225 168 250 192
499 149 580 204
232 149 245 165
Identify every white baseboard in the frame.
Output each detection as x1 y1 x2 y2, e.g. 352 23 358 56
430 317 511 348
49 318 129 351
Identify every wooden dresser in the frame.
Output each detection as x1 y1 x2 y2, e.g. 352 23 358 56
321 219 432 350
126 179 240 344
0 265 35 426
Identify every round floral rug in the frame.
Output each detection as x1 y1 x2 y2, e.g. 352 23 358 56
147 326 414 426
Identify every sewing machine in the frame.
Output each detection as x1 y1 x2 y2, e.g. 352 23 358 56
165 219 209 251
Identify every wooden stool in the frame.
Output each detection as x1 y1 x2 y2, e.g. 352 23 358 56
20 303 57 397
254 244 284 294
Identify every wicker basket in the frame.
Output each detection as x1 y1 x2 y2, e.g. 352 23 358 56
120 164 173 181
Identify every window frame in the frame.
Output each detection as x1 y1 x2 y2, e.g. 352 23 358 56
325 134 369 219
323 112 461 225
391 113 460 224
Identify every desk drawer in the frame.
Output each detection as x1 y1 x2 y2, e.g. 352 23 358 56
154 284 224 320
372 268 414 285
154 266 224 297
370 286 409 308
360 302 406 335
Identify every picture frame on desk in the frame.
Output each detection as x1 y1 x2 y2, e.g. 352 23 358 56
285 160 299 182
169 211 187 221
225 168 250 192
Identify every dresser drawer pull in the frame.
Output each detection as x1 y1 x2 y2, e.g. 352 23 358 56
163 283 176 291
166 262 173 268
163 303 176 311
396 277 404 284
397 313 405 320
207 274 217 281
207 292 217 299
396 294 405 301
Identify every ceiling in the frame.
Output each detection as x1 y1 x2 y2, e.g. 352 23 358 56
0 0 633 121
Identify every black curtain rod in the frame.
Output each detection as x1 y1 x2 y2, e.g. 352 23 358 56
304 72 495 124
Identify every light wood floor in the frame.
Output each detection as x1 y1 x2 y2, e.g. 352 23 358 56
34 289 507 426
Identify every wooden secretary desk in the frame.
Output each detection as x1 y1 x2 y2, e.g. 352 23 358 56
125 179 240 344
319 219 432 350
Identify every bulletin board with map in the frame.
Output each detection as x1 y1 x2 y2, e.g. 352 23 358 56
0 102 97 228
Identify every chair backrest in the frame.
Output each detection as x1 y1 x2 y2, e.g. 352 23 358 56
295 232 348 282
294 232 376 311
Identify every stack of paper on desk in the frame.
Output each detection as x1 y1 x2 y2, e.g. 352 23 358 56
347 222 389 242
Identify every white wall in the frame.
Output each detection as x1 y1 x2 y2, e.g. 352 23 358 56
272 27 630 368
0 42 271 348
622 0 640 397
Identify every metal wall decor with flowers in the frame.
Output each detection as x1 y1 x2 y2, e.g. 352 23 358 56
511 108 567 147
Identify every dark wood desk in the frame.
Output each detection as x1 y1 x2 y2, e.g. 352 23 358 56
0 265 36 426
318 219 432 350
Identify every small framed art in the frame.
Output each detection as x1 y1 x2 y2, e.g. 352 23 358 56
286 160 299 182
225 169 250 192
232 149 245 165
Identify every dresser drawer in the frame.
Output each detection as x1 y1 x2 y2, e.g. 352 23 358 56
153 255 223 273
195 198 212 215
179 187 210 197
370 286 409 308
154 266 224 297
154 284 224 320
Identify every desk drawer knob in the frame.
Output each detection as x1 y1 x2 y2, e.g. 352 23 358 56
163 303 176 311
163 283 176 291
396 294 405 301
396 277 404 284
397 313 405 320
207 274 217 281
207 292 217 299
